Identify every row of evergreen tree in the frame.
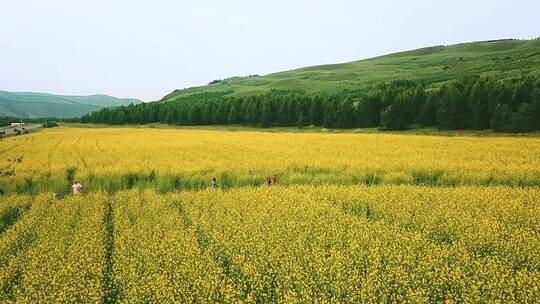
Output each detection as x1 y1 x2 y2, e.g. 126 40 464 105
79 75 540 132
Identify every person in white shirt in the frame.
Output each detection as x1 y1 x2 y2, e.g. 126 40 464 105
72 181 82 195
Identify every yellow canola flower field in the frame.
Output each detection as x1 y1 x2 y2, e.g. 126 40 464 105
0 126 539 302
0 195 30 235
168 185 540 303
10 184 525 303
0 184 538 302
111 190 242 303
0 127 539 193
0 193 106 303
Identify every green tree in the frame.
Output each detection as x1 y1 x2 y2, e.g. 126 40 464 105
335 100 354 128
228 104 239 124
297 110 308 129
261 102 272 128
309 96 324 126
515 103 536 132
323 107 335 128
491 103 512 132
381 99 409 130
189 106 202 125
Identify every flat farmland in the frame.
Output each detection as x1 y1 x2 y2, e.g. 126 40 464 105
0 126 538 303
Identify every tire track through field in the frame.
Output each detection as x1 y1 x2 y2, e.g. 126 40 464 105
173 200 254 302
0 203 32 237
102 197 118 304
0 198 52 301
74 136 92 175
47 137 66 174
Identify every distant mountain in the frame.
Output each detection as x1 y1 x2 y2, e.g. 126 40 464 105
0 91 142 118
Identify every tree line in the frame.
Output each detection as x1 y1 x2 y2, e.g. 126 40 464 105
79 75 540 132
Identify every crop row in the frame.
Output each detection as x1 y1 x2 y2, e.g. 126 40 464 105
0 193 106 303
171 185 539 303
0 185 538 302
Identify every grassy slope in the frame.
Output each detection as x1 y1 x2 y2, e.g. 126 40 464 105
0 91 142 118
163 39 540 101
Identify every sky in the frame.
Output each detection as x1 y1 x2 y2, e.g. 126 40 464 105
1 0 539 101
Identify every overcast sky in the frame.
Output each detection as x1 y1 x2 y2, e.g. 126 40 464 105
1 0 538 101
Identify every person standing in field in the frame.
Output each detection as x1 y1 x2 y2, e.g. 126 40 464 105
266 177 272 186
211 177 218 189
271 175 278 186
72 181 82 195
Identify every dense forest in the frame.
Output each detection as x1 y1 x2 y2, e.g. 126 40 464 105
79 75 540 132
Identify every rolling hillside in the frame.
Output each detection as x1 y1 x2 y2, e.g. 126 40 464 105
0 91 142 118
81 38 540 132
162 39 540 101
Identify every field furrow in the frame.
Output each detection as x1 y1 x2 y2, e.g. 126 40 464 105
110 190 243 303
0 195 52 302
0 195 31 236
0 193 107 302
168 185 540 303
103 198 118 304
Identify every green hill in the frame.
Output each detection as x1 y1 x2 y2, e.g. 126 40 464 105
82 38 540 133
0 91 142 118
162 39 540 101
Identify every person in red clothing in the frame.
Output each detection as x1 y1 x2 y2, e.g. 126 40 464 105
271 175 278 186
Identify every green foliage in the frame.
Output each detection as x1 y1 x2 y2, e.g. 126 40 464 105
381 93 414 131
79 75 540 133
296 110 308 129
412 170 444 186
261 102 273 128
309 96 324 126
66 167 77 184
42 121 58 128
335 99 355 128
0 204 30 235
